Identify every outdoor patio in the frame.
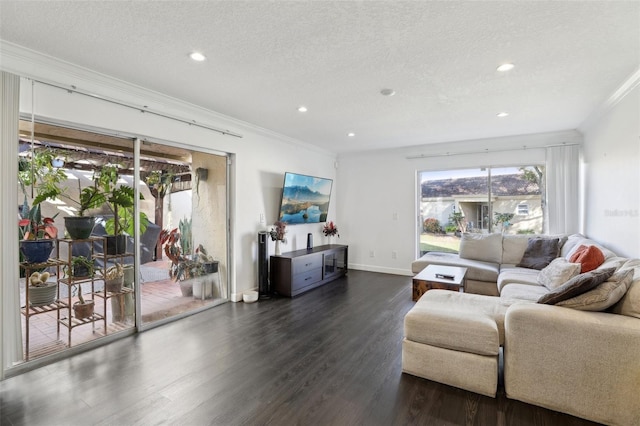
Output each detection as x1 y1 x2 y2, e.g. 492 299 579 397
20 260 225 361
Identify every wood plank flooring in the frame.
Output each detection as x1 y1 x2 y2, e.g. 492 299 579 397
1 270 600 426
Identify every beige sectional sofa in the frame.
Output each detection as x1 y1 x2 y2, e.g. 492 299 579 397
405 233 640 426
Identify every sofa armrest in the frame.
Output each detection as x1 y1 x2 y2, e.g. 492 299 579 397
504 304 640 426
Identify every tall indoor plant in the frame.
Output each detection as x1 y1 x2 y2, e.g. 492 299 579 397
95 164 149 254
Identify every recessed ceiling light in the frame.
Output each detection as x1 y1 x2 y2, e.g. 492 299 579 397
497 63 514 72
497 112 509 118
380 88 396 97
347 132 355 137
189 52 206 62
297 106 308 113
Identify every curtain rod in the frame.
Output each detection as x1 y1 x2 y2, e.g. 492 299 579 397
30 79 243 138
405 142 580 160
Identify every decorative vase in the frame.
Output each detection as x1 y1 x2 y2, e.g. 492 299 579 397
64 216 95 240
275 240 281 256
20 240 55 264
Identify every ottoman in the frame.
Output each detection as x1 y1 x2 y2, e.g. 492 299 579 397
402 290 517 397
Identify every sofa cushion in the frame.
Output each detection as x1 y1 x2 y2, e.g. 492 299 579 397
569 244 605 273
459 233 503 264
538 268 616 305
412 252 499 282
563 234 617 261
501 234 532 265
497 266 540 292
517 237 560 270
557 269 633 311
537 258 581 290
611 259 640 318
405 290 517 350
500 283 548 302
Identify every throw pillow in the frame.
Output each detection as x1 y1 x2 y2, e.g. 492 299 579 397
569 244 605 273
538 268 616 305
537 258 582 290
557 269 633 311
458 233 503 264
517 237 560 270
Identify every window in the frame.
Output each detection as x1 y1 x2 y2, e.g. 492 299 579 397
418 165 545 255
517 203 529 215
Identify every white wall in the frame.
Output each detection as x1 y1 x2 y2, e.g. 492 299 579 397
580 77 640 258
336 131 580 275
1 43 337 302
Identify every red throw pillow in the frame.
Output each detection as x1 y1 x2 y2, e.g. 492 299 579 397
569 245 605 273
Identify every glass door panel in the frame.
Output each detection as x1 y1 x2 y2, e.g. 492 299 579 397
139 142 228 325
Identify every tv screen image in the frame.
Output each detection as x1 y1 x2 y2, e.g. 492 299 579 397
278 172 333 224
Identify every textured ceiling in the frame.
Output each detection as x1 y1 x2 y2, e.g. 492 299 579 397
1 1 639 154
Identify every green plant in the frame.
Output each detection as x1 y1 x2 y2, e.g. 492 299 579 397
60 178 106 217
423 218 443 234
493 212 515 230
95 164 149 236
448 211 467 233
195 244 214 263
179 217 192 256
64 256 95 278
18 148 66 208
444 224 458 233
160 228 203 281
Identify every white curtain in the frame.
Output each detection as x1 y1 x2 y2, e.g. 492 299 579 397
1 71 22 377
545 144 580 235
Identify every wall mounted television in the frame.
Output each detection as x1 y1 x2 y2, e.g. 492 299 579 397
277 172 333 224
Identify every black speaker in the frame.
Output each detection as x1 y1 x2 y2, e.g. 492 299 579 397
258 231 270 298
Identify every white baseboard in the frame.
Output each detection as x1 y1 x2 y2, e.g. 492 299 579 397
348 264 413 277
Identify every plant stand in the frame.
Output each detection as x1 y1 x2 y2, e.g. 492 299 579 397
20 257 66 361
58 237 106 347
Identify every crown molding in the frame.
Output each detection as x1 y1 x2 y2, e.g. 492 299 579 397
0 40 335 158
579 67 640 131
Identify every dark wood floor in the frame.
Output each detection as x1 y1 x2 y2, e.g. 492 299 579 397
1 270 600 426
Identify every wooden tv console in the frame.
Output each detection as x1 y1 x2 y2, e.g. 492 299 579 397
270 244 348 297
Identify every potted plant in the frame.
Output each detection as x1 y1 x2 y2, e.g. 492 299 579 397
73 284 94 319
160 227 202 296
61 178 105 240
195 244 218 274
104 263 124 293
64 255 95 280
95 164 149 254
27 271 57 307
18 204 58 264
193 244 219 299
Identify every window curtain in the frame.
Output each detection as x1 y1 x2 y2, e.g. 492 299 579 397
1 71 22 377
545 144 580 235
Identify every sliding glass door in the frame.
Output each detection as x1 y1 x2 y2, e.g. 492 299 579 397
14 119 229 363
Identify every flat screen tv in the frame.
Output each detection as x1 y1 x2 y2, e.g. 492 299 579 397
277 172 333 224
